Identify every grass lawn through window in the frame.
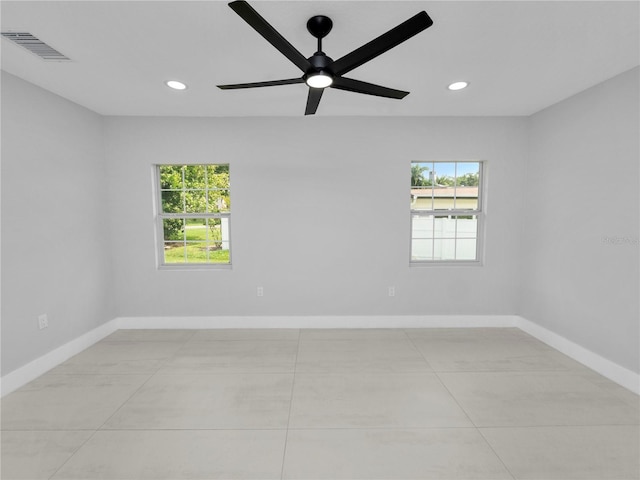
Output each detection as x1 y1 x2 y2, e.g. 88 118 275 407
164 223 230 264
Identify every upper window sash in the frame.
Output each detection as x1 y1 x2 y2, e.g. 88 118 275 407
157 164 230 215
410 162 483 213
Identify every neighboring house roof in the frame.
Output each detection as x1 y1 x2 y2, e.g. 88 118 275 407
411 187 478 198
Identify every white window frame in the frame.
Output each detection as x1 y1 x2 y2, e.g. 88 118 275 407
410 161 484 266
154 164 231 270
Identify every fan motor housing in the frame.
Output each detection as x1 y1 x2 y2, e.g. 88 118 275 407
308 52 333 70
305 52 334 84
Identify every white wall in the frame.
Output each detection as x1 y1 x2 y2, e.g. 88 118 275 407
4 63 637 384
522 67 640 374
104 116 527 319
3 66 637 384
1 72 113 375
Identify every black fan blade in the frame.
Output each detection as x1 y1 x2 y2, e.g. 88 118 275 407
218 78 305 89
331 77 409 99
305 88 324 115
331 11 433 76
228 1 311 73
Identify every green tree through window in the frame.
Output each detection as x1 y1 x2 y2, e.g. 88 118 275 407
157 164 231 265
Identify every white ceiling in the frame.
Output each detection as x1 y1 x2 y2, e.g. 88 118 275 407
1 0 638 117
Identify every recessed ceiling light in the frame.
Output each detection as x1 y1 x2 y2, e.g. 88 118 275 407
448 81 468 91
166 80 187 90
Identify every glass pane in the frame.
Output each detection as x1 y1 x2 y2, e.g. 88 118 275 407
163 218 184 241
411 188 433 210
411 239 433 261
161 190 184 213
454 162 479 210
159 165 184 190
456 216 478 238
411 215 434 238
433 162 456 187
185 219 208 241
455 239 477 260
432 191 456 211
207 165 230 189
411 162 433 187
431 163 455 211
184 189 206 213
207 218 223 249
210 218 230 264
163 242 186 263
433 216 456 239
220 218 230 246
207 189 230 213
185 242 208 263
183 165 206 190
208 247 230 264
411 162 433 210
454 187 478 210
455 162 480 185
433 238 456 260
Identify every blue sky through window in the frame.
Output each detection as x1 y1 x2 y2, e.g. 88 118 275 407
413 162 479 180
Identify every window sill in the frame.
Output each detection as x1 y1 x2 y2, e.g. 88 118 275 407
410 260 483 267
158 264 232 271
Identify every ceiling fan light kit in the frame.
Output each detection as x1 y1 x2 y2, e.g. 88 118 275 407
217 0 433 115
305 72 333 89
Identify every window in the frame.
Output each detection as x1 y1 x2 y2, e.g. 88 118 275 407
410 161 483 263
155 164 230 267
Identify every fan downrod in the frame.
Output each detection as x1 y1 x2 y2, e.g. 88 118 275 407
307 15 333 53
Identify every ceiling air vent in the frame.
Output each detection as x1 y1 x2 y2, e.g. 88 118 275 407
1 32 70 61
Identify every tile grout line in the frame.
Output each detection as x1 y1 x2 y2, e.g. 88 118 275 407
46 333 197 480
279 328 302 480
402 328 518 480
150 330 199 374
9 328 634 479
4 422 634 433
45 430 97 480
46 372 157 479
475 428 517 480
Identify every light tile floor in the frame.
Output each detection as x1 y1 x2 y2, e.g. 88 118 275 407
1 328 638 479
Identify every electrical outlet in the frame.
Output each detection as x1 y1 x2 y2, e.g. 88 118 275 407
257 286 264 297
38 314 48 330
388 286 395 297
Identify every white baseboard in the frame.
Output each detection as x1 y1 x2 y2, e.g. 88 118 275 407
516 316 640 395
117 315 640 393
3 315 637 397
116 315 519 329
0 319 119 397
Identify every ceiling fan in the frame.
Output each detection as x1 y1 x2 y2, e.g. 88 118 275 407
217 1 433 115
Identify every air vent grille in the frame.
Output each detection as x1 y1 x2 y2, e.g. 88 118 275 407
1 32 70 61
